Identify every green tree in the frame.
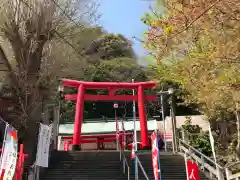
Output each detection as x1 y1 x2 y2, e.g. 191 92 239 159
59 30 150 123
181 117 212 156
85 34 136 61
84 57 147 82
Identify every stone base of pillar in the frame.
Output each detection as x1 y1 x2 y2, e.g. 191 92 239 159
72 145 81 151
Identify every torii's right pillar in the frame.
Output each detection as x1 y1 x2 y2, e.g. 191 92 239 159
137 85 149 148
72 83 85 150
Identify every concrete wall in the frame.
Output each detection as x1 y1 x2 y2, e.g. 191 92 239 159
156 115 209 132
58 139 118 151
58 131 144 151
57 115 208 150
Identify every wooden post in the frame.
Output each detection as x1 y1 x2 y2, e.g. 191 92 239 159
15 144 24 180
19 144 24 180
53 106 60 150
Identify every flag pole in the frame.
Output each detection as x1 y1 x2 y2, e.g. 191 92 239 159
184 153 189 180
121 119 125 150
160 94 167 151
114 103 118 151
157 131 162 180
132 79 138 180
208 124 220 179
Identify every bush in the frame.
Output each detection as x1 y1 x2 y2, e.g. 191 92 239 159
190 132 212 157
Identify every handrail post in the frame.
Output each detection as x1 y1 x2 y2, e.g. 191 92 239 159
225 168 231 180
120 150 121 161
119 150 130 180
136 156 149 180
178 139 181 153
200 155 205 171
36 165 40 180
217 167 224 180
181 129 185 141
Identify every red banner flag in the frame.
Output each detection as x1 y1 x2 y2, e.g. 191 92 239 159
151 131 160 180
0 125 18 180
186 160 200 180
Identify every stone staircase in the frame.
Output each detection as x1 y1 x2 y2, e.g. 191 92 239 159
41 151 210 180
135 152 209 180
41 151 128 180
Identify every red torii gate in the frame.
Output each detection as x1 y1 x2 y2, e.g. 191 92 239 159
62 79 157 150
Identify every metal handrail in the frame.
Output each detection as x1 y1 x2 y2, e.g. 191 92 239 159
225 161 240 168
225 161 240 180
136 156 150 180
120 150 130 180
179 138 240 180
178 138 224 169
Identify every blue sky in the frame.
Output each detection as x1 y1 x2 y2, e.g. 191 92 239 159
98 0 153 59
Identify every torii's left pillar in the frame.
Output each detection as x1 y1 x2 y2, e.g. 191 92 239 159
72 84 84 150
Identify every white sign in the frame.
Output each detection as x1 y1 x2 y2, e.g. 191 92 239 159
3 148 17 180
36 123 52 167
0 125 18 180
113 103 118 108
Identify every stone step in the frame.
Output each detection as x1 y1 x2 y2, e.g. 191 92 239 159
41 151 210 180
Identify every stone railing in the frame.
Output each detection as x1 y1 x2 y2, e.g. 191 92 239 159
178 129 240 180
179 139 240 180
225 161 240 180
178 138 225 179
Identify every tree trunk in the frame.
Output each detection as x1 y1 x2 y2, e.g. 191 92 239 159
218 113 228 149
235 109 240 159
23 104 42 165
21 76 44 165
23 119 40 165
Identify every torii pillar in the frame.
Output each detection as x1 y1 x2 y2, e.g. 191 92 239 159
72 84 84 150
138 85 148 148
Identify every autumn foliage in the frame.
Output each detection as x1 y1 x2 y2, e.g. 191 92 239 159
143 0 240 113
142 0 240 160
